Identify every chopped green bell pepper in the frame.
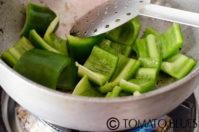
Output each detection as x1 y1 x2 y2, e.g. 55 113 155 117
1 37 34 67
111 57 141 82
161 53 196 79
110 86 122 98
138 57 161 69
105 92 112 98
29 29 60 53
99 82 119 94
76 46 119 86
14 49 71 89
57 59 78 91
99 39 131 57
106 17 141 46
106 86 122 98
141 27 159 39
136 35 160 59
44 16 59 41
21 3 56 37
156 23 184 59
132 27 158 51
72 76 102 97
66 34 105 62
136 68 158 81
133 91 141 96
98 39 118 55
136 34 162 70
120 29 161 94
119 68 158 93
120 78 155 93
140 27 196 80
44 17 68 55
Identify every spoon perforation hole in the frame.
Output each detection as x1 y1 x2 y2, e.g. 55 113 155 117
94 29 98 33
139 0 144 3
115 19 120 22
105 25 110 28
126 12 131 16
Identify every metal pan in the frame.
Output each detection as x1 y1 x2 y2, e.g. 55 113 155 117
0 0 199 131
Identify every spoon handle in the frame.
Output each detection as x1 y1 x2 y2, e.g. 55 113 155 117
139 4 199 28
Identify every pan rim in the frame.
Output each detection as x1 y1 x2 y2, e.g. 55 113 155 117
1 58 199 103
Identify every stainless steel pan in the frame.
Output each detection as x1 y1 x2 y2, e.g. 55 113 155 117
0 0 199 131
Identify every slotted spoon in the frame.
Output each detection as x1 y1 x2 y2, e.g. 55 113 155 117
70 0 199 37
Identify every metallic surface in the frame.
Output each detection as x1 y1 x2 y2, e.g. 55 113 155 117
70 0 199 37
70 0 149 37
0 0 199 131
1 91 198 132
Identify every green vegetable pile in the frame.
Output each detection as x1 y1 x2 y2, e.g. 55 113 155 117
1 3 196 98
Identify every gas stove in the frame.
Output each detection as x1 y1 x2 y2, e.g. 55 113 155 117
0 88 198 132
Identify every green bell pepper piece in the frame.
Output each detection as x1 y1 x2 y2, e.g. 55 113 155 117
99 39 131 57
119 67 158 93
44 17 68 55
141 27 159 39
120 29 161 94
76 46 118 86
136 68 158 81
106 86 122 98
136 35 160 59
29 29 64 55
138 57 161 69
66 34 105 62
105 92 112 98
111 57 141 82
132 27 158 51
111 42 132 57
21 3 56 37
107 17 141 46
1 37 34 67
99 82 119 94
14 49 71 89
57 59 78 91
136 34 162 70
72 76 102 97
110 86 122 98
161 53 196 79
133 91 141 96
120 78 155 93
98 39 118 55
140 27 196 80
156 23 184 59
44 16 59 41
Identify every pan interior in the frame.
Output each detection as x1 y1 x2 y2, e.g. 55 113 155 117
0 0 199 91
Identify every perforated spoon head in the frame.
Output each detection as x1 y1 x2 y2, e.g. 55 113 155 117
70 0 150 37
